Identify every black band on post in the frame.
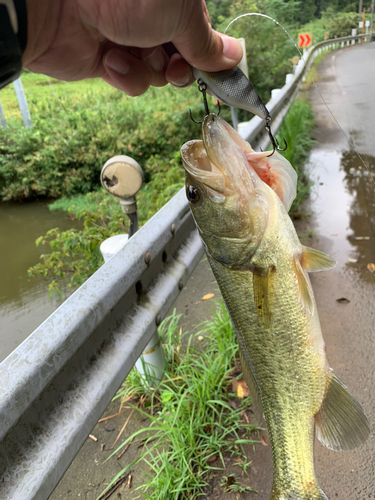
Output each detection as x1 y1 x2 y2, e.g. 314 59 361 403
14 0 28 54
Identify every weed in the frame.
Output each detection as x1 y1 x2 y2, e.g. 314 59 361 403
99 305 260 500
220 474 257 494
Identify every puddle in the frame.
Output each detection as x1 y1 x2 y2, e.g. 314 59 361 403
308 149 375 283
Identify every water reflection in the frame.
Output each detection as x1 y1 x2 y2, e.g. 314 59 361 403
0 202 79 361
340 151 375 281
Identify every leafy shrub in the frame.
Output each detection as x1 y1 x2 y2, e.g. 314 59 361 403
0 83 207 201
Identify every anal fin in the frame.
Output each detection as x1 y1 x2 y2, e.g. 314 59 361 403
315 373 371 451
301 245 337 272
239 348 263 425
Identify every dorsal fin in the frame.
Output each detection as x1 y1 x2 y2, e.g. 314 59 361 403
301 245 337 272
294 257 314 315
315 373 370 451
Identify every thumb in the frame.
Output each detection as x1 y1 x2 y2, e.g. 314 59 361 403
172 0 243 71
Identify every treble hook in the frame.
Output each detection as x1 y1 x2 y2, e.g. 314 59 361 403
189 79 221 124
265 117 287 157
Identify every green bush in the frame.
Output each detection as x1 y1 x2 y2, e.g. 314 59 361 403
0 84 207 202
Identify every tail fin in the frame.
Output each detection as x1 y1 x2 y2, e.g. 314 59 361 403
315 373 370 451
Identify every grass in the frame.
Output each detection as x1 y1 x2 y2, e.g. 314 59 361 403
0 71 113 122
99 305 260 500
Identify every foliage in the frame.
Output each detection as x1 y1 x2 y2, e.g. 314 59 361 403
0 78 208 202
302 8 362 41
100 306 259 500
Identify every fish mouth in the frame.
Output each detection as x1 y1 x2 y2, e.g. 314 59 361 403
181 114 256 195
180 137 226 193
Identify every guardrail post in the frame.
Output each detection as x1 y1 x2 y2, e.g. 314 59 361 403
285 74 293 85
100 234 166 387
13 78 32 128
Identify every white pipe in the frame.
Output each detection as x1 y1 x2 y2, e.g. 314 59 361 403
100 234 166 387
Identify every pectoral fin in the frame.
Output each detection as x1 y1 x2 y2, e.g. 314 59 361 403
239 348 263 425
253 267 272 326
301 245 337 272
315 373 370 451
294 257 314 315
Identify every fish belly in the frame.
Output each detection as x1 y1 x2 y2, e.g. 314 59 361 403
207 254 328 499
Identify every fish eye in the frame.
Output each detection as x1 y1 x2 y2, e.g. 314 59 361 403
187 186 201 205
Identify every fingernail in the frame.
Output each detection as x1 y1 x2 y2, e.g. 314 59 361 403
105 50 130 74
221 35 243 62
144 47 168 72
170 73 191 87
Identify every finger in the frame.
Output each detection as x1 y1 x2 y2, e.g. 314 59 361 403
172 1 243 72
165 53 194 88
201 0 211 25
140 46 169 87
103 48 152 96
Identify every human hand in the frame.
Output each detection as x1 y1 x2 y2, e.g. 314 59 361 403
24 0 243 96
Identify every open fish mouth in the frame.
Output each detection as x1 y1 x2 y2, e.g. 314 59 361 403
181 113 260 198
180 136 226 194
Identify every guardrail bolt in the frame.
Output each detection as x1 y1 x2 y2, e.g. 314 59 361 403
144 252 151 265
155 314 162 326
170 223 176 236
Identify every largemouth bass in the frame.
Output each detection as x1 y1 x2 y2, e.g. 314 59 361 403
181 114 370 500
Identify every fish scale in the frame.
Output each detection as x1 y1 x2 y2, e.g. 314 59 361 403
207 195 327 498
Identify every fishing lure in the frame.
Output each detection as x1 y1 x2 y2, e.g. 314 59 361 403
190 66 287 156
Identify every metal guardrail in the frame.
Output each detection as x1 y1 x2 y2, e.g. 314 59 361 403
0 33 371 499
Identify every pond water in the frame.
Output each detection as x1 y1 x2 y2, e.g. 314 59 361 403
0 202 79 362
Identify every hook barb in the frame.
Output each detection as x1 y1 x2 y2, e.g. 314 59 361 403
265 118 287 157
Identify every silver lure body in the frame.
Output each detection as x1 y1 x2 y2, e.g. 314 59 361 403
192 66 269 120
